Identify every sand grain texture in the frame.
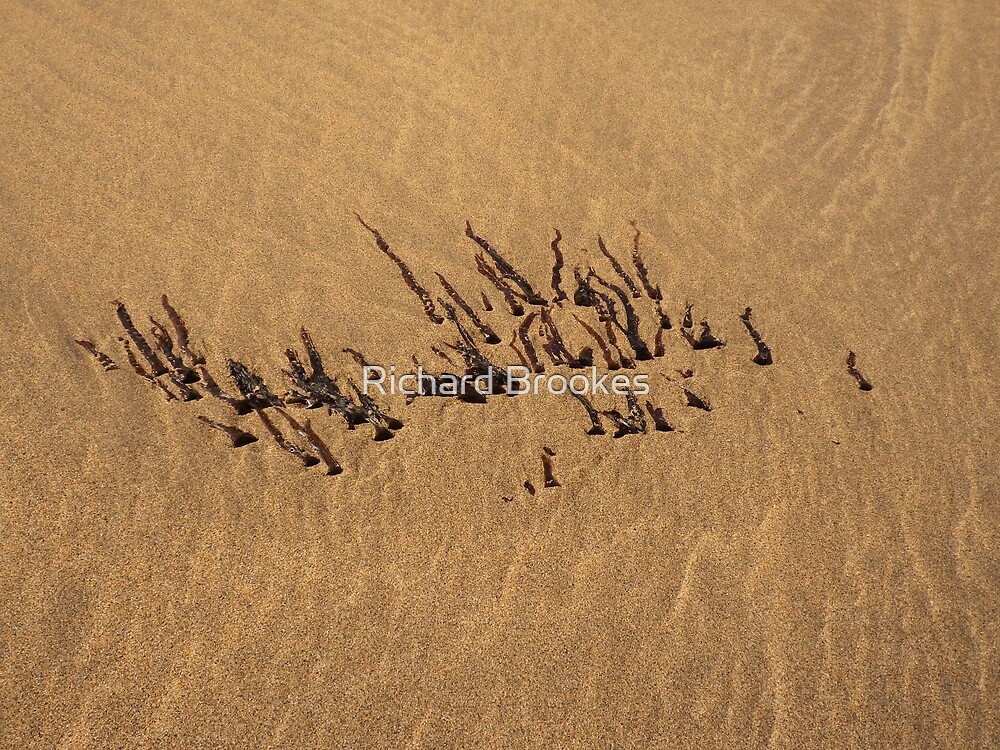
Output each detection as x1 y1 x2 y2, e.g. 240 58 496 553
0 1 997 748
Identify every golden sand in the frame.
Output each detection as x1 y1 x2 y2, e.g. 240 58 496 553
1 1 997 747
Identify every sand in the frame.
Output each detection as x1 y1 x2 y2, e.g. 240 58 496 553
1 1 997 747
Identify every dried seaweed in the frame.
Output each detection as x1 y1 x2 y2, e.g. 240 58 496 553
149 316 199 383
276 409 343 474
539 308 573 366
523 480 537 496
350 381 402 440
682 386 712 411
601 409 643 438
196 416 258 447
256 409 319 467
645 401 674 432
569 391 606 436
550 229 568 303
739 307 773 366
475 253 525 316
198 365 252 414
342 347 373 368
542 450 561 488
590 272 652 361
117 337 175 401
682 303 694 330
597 235 641 298
508 334 530 371
847 351 873 391
681 320 726 350
572 313 619 370
227 359 282 409
626 390 647 433
572 268 595 307
436 272 501 344
355 214 444 325
168 372 202 401
431 345 455 365
517 312 544 373
465 221 546 305
161 295 205 366
115 301 167 376
480 292 494 312
283 346 365 427
75 339 117 371
629 221 662 300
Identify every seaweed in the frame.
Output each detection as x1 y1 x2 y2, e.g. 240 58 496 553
550 229 568 303
465 221 546 305
597 235 641 298
355 214 444 325
590 271 652 361
508 334 530 371
196 416 258 447
149 316 199 383
75 339 118 371
572 313 619 370
739 307 773 366
682 303 694 330
436 272 501 344
161 295 205 366
626 389 647 433
846 351 873 391
629 221 662 300
168 372 202 401
283 347 365 427
475 253 525 316
480 291 494 312
523 480 537 496
572 268 595 306
516 312 544 373
539 308 573 366
682 386 712 411
115 300 167 376
431 345 455 365
644 401 674 432
342 348 373 368
350 381 402 440
601 408 643 438
198 365 252 414
256 409 319 467
569 391 606 436
117 337 175 401
681 320 725 350
276 409 343 474
542 450 561 488
227 359 282 409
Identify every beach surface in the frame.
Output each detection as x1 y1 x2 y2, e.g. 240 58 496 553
0 1 997 747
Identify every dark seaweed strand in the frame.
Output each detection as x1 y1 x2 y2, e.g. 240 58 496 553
507 332 530 371
355 213 444 325
75 339 118 371
517 311 544 373
590 272 651 361
645 401 674 432
597 235 641 298
282 347 365 427
115 301 168 376
682 386 712 411
475 254 525 316
435 273 501 344
523 481 537 496
550 229 568 303
196 416 258 447
342 348 373 368
739 307 773 366
572 268 595 306
350 381 404 431
540 308 576 367
465 221 546 305
161 295 205 366
542 452 561 488
569 391 606 436
149 316 199 383
847 351 873 391
256 409 319 467
430 345 455 365
168 372 202 401
654 326 666 358
276 409 343 475
117 337 176 401
571 314 619 370
197 365 252 414
681 320 725 350
682 302 694 329
601 409 643 438
625 389 647 433
227 360 282 409
480 291 494 312
629 221 662 300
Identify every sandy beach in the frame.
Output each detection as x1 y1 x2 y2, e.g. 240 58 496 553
1 1 997 747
